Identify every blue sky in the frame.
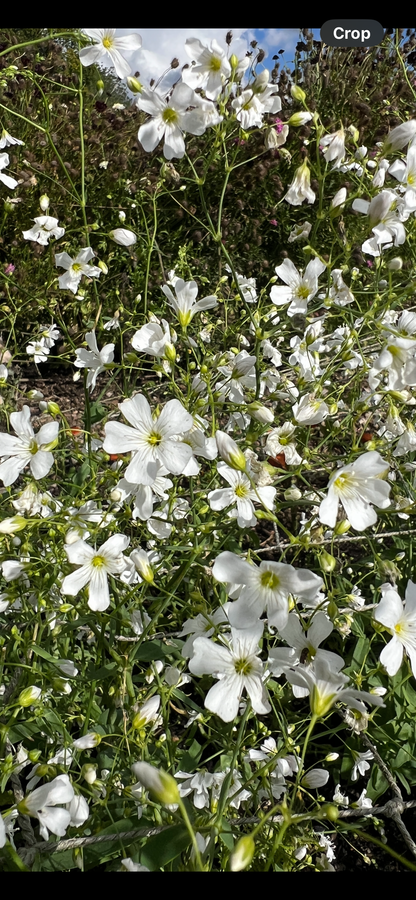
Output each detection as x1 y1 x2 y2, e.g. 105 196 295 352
111 28 321 89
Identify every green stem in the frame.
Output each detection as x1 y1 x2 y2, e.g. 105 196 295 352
178 797 205 871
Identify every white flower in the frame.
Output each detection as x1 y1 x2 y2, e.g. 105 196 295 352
26 339 50 364
351 750 373 781
72 732 101 750
131 319 176 359
265 423 302 466
215 350 256 404
319 451 391 532
271 257 326 317
288 221 312 243
0 129 24 148
121 859 150 872
61 534 130 611
212 551 323 631
55 248 101 294
161 278 217 328
79 29 142 79
285 656 385 718
284 160 315 206
175 770 214 809
179 606 230 658
373 580 416 677
0 406 59 486
320 127 346 169
385 120 416 151
268 612 344 697
20 774 74 841
23 216 65 246
292 394 329 425
38 323 60 348
137 82 208 161
67 794 90 826
208 463 276 528
182 37 231 100
188 622 271 722
109 228 136 246
0 152 18 190
327 269 355 307
74 331 114 392
103 394 194 485
231 70 281 129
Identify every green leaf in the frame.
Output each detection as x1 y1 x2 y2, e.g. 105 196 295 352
86 661 118 681
140 825 191 870
131 640 168 663
89 401 107 424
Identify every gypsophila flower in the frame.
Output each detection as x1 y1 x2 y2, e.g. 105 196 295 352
0 405 59 486
319 451 391 532
61 534 130 611
55 248 101 294
79 29 142 79
74 331 114 392
23 216 65 246
189 621 271 722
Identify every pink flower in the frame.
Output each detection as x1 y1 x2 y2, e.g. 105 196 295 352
4 264 14 275
269 219 278 226
274 118 284 134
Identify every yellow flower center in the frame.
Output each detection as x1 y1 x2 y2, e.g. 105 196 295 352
260 570 280 590
103 36 113 50
147 432 162 446
334 471 356 492
235 484 249 498
209 56 222 72
296 284 310 300
72 263 82 272
92 555 105 568
162 107 178 125
234 657 252 675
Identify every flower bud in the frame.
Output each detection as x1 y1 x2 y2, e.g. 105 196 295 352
291 84 306 103
347 125 360 142
130 549 154 583
131 761 180 806
132 695 160 730
334 519 351 535
247 402 274 424
319 550 336 573
108 228 137 247
39 194 49 212
284 487 302 501
215 430 246 471
164 342 177 363
230 835 255 871
97 79 104 92
288 111 312 127
301 768 329 788
127 76 143 93
98 260 108 274
230 54 239 70
81 764 97 785
331 187 347 210
47 401 60 416
0 516 27 534
323 804 339 821
325 752 340 762
387 257 403 271
73 732 101 750
18 685 42 707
